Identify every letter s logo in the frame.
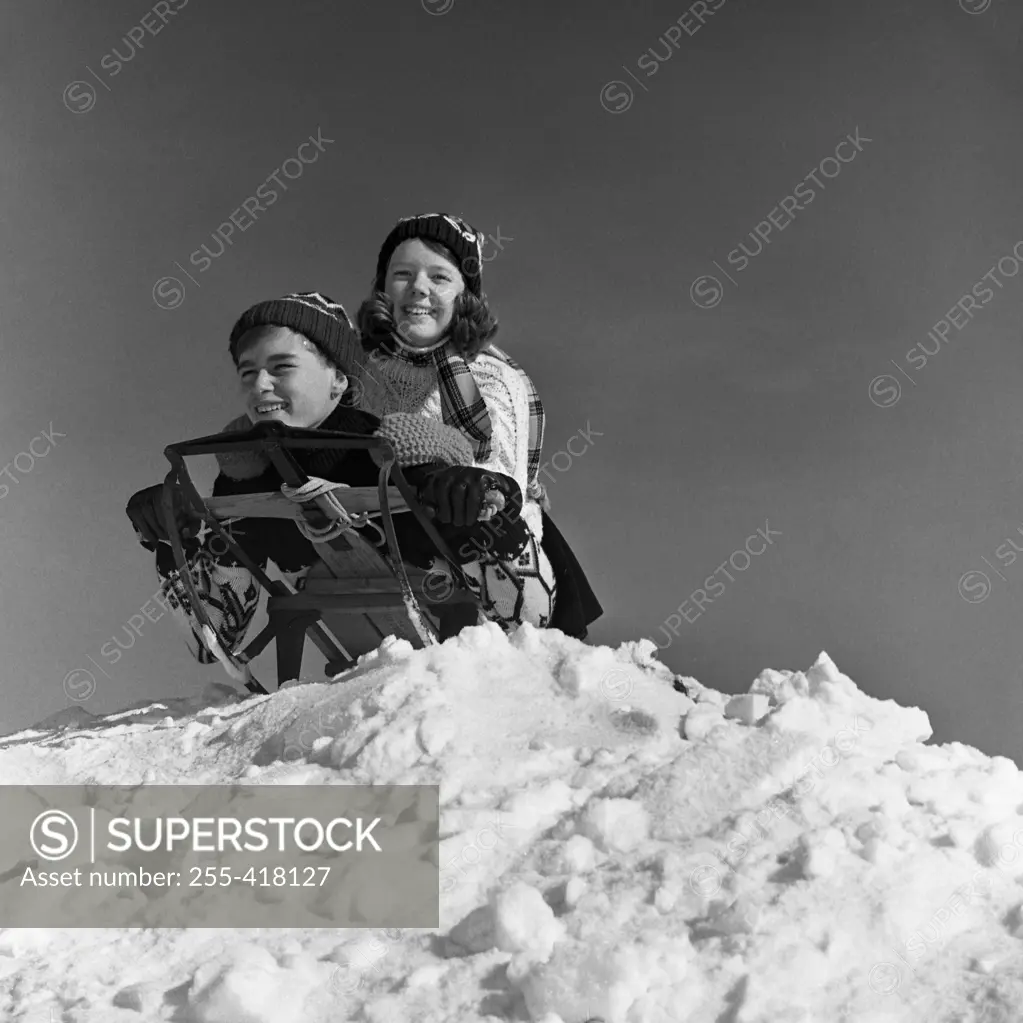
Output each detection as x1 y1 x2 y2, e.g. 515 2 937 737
599 81 634 114
868 375 901 408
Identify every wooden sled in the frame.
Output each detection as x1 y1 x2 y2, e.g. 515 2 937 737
162 421 482 694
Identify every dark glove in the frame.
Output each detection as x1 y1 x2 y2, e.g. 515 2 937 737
402 464 530 565
413 465 520 528
126 483 202 550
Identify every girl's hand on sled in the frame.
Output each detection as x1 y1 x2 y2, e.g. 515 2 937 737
126 484 202 547
476 489 506 522
416 466 516 527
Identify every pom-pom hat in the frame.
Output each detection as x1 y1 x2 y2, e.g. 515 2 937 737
373 213 486 297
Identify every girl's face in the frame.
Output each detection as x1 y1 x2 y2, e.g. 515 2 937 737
235 326 346 428
384 238 466 347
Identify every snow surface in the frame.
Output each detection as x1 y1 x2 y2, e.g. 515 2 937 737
2 624 1023 1022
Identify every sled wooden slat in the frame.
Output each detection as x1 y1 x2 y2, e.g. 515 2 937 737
309 534 442 656
269 593 465 611
205 487 409 521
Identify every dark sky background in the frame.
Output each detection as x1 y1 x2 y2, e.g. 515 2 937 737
3 0 1023 761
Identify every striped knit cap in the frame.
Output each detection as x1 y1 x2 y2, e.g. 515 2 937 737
374 213 486 297
228 292 356 370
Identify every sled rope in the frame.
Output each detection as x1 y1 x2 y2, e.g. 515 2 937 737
280 477 374 542
278 473 440 646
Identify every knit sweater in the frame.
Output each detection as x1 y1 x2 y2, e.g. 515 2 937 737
348 341 543 540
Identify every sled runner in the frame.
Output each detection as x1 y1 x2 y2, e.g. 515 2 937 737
161 422 483 695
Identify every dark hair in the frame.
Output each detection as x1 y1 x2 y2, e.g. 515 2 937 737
356 238 499 361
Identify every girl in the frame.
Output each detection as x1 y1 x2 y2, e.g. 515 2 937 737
353 213 602 639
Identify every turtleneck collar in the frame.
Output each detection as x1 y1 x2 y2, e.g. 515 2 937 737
314 401 378 432
389 334 448 363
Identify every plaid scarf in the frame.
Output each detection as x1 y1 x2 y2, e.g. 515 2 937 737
386 342 548 508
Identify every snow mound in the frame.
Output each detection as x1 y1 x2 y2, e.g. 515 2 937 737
2 625 1023 1022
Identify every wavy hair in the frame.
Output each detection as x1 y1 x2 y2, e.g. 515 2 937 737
356 238 499 361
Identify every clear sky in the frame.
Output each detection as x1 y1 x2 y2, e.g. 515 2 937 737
4 0 1023 759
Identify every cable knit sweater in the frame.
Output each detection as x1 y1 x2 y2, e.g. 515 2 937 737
350 342 543 540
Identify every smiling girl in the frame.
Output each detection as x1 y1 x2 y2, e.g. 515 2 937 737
350 213 601 638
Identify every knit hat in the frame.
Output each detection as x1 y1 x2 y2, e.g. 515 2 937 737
373 213 486 297
229 292 357 370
